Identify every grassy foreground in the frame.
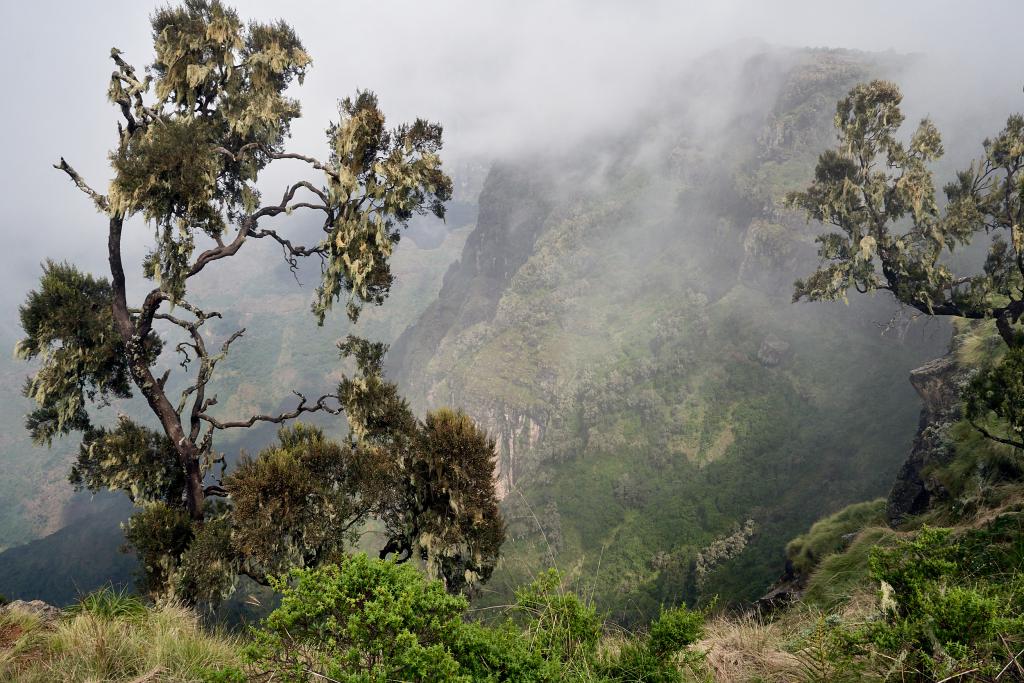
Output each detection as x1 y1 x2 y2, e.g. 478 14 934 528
0 591 240 682
1 503 1022 683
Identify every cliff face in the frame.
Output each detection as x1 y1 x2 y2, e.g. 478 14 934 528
886 351 968 526
387 47 950 619
387 163 557 403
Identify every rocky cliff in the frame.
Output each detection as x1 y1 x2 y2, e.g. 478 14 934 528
886 349 969 526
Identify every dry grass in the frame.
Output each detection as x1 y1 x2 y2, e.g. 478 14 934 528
695 611 803 682
689 587 882 683
0 601 240 682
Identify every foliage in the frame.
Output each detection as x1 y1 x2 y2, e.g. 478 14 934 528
513 569 603 668
596 604 707 683
72 417 185 504
792 523 1024 681
17 0 502 608
224 424 376 580
15 261 158 445
0 560 715 682
397 408 506 593
116 415 504 603
244 555 469 682
964 346 1024 449
790 79 1024 450
242 557 706 682
122 502 195 596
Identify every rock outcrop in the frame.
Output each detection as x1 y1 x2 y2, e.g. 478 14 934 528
886 351 967 526
757 334 791 367
475 405 544 499
4 599 61 622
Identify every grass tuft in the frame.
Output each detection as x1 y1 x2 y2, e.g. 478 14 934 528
0 598 239 682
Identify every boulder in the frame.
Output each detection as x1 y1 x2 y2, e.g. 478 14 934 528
4 599 61 622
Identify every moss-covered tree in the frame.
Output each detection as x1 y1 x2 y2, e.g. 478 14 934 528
17 0 503 602
790 80 1024 448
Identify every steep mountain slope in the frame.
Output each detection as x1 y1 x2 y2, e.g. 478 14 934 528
387 47 950 622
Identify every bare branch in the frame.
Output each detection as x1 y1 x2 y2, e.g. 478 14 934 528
265 150 337 177
187 221 252 279
213 142 261 162
53 158 109 212
199 391 342 430
253 181 330 220
970 419 1024 451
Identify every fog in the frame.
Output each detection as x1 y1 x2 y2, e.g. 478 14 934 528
1 0 1023 331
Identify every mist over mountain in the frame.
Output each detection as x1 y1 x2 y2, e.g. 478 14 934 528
3 3 1024 680
386 45 957 621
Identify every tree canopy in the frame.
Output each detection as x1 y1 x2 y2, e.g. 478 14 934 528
790 79 1024 449
17 0 501 602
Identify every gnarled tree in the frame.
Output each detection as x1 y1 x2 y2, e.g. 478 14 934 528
17 0 503 602
790 79 1024 448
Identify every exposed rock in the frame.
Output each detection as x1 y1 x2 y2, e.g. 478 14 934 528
886 351 967 527
475 404 545 499
757 334 791 367
756 560 804 612
4 599 61 622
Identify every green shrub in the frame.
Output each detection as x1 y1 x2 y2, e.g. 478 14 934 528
201 666 248 683
513 569 603 668
244 554 469 682
647 604 704 657
243 557 708 682
597 604 705 683
825 524 1024 680
450 620 560 682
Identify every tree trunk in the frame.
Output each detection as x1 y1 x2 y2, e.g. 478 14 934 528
108 215 206 521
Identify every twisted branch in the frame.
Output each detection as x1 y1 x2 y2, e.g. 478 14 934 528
198 391 342 430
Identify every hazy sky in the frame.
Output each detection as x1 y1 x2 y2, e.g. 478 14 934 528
1 0 1023 332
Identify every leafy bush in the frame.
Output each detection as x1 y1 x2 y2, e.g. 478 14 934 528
598 604 706 682
818 524 1024 680
513 568 603 668
242 557 704 682
244 554 468 682
647 604 704 658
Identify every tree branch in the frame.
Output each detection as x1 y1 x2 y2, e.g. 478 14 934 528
198 391 342 430
265 150 337 178
53 158 108 212
969 419 1024 450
